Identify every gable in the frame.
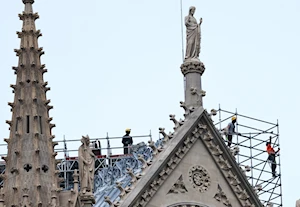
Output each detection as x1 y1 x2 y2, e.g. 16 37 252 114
119 107 262 207
148 138 242 207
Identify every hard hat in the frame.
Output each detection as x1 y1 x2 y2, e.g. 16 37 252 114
125 128 131 132
231 116 237 121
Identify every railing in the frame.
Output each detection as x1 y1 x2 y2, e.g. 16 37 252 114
0 132 152 189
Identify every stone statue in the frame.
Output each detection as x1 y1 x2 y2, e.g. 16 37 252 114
78 135 95 195
184 6 203 62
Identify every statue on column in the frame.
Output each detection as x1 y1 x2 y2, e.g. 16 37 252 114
184 6 203 62
78 135 95 195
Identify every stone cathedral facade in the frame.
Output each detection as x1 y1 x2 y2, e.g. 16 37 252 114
1 1 263 207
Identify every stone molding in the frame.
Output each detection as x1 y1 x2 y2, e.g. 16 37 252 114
118 109 262 207
180 61 205 76
131 133 198 207
23 0 34 4
118 107 205 207
167 203 208 207
188 165 210 193
19 12 39 21
197 122 255 207
167 175 188 194
214 184 232 207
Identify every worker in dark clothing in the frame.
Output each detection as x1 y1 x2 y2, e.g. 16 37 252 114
266 136 280 177
224 116 241 147
95 139 101 155
122 128 133 154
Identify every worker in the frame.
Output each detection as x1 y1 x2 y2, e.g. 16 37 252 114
95 139 101 155
122 128 133 154
95 139 101 149
266 136 280 177
224 116 241 147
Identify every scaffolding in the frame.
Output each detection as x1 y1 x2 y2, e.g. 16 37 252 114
0 108 283 206
214 106 282 207
0 132 152 189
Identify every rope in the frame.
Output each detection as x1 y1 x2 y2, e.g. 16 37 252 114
180 0 186 95
180 0 184 61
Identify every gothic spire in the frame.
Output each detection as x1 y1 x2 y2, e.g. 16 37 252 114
3 1 59 206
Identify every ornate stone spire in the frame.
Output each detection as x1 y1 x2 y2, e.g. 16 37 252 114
3 0 58 206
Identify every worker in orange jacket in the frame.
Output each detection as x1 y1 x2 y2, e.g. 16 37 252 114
266 136 280 177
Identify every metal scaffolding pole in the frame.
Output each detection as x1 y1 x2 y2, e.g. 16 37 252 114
215 105 282 207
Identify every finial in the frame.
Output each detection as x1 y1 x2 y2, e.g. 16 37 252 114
159 128 169 143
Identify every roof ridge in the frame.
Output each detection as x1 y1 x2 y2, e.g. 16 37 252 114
103 102 199 206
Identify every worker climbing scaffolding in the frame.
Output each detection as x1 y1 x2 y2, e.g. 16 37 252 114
216 107 282 206
266 136 280 178
222 116 241 147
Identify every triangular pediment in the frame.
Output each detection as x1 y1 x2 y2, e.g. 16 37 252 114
119 107 262 207
145 135 242 207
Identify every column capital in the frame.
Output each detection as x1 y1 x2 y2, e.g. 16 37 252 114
23 0 34 4
181 61 205 76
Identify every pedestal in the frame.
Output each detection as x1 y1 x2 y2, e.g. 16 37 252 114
181 60 205 109
80 193 95 207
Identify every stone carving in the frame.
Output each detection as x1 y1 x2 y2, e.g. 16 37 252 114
21 188 31 207
184 6 203 62
104 196 119 207
181 61 205 76
189 165 211 192
108 112 258 207
78 135 95 195
167 204 204 207
128 134 198 207
0 188 4 207
197 118 256 206
214 184 232 207
23 0 35 4
169 114 184 130
50 185 58 207
167 175 188 194
180 101 195 118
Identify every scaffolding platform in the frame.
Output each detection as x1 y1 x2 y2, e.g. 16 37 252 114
214 106 282 207
0 133 152 189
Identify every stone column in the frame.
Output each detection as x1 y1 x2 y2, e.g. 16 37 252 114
181 61 206 109
0 187 4 207
73 169 79 192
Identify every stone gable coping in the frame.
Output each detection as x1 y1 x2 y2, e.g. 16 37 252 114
114 106 262 207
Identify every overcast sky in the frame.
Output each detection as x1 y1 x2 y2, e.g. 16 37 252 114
0 0 299 206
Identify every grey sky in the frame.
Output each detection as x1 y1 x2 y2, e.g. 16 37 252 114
0 0 299 205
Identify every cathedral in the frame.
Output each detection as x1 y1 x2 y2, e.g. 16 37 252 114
1 0 283 207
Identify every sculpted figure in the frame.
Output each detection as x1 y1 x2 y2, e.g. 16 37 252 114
78 135 95 194
185 6 203 62
296 199 300 207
